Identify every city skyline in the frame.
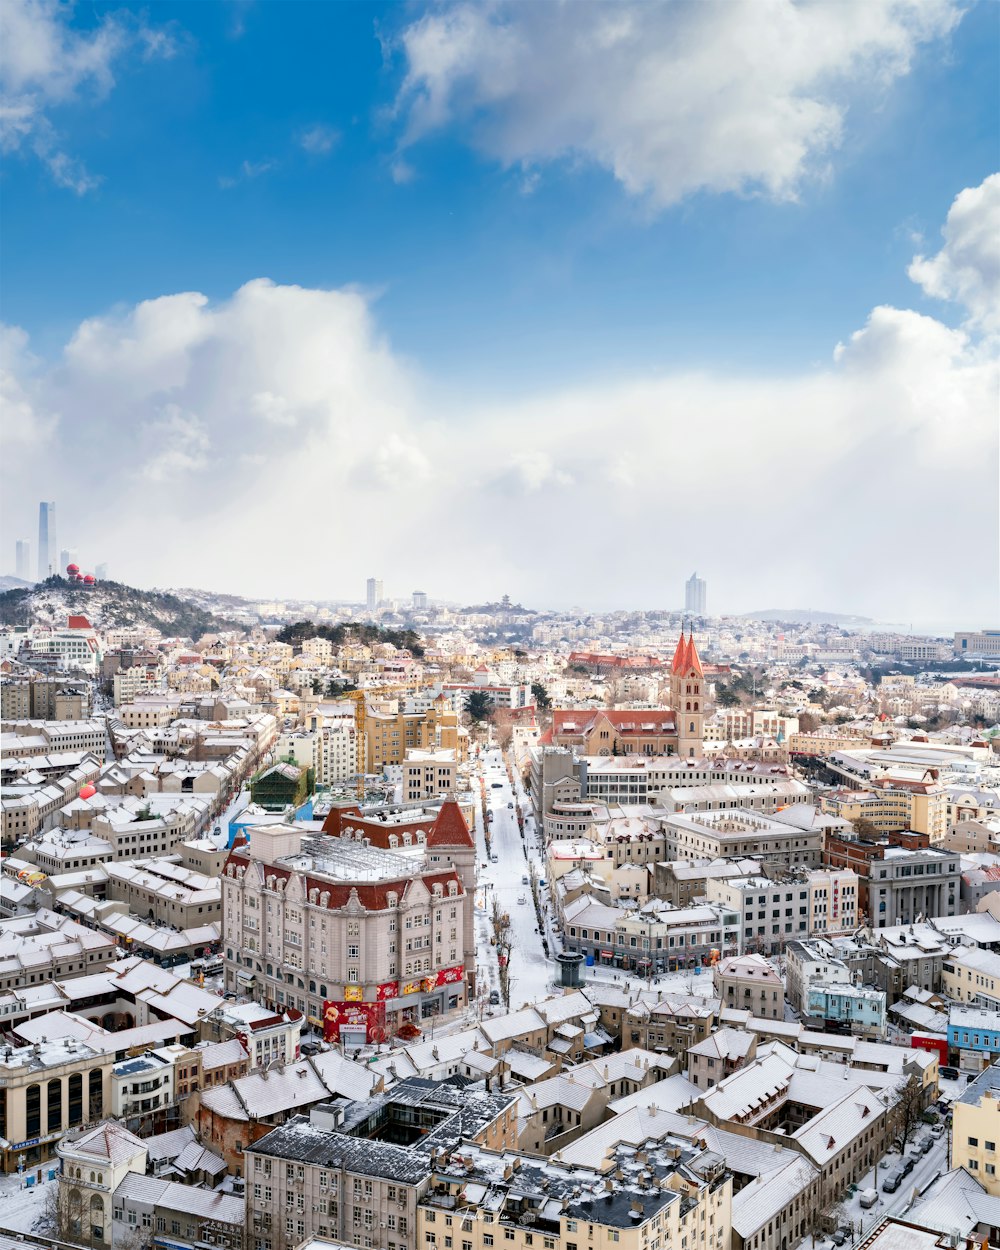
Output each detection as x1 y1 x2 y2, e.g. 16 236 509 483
0 1 997 624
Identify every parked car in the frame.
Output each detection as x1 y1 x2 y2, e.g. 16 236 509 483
491 782 503 789
919 1137 934 1154
517 896 527 905
522 875 529 884
490 854 499 863
830 1231 847 1247
931 1123 945 1137
882 1169 903 1194
507 801 514 808
489 990 501 1005
940 1066 959 1080
859 1189 878 1209
901 1156 916 1176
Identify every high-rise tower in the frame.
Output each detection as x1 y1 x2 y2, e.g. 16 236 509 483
685 571 707 616
366 577 383 612
15 539 31 581
37 502 56 581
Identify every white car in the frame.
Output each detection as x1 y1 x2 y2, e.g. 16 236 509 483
517 895 527 905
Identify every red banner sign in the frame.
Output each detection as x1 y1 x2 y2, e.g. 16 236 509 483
322 1000 387 1044
436 965 465 986
376 982 399 1001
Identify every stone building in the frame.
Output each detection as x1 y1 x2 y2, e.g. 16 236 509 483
245 1078 518 1250
222 800 477 1034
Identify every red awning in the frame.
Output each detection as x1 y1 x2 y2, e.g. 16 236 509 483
600 950 613 958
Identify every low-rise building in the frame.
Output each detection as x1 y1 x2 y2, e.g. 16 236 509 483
804 982 887 1038
245 1078 519 1250
712 953 784 1020
952 1063 1000 1193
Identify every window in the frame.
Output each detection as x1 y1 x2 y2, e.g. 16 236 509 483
969 1137 980 1147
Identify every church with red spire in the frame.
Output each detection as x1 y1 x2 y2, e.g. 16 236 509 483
542 628 710 758
669 627 707 758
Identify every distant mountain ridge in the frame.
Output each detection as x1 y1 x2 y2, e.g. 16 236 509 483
740 609 873 625
0 577 246 640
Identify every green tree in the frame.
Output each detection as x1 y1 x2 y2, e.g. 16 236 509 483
466 691 493 724
531 682 552 711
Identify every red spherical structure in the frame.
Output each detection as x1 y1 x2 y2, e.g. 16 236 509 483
75 574 85 583
83 575 96 585
66 563 80 576
79 784 97 800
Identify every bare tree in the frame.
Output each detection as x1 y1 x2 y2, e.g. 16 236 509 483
493 708 515 752
894 1073 925 1150
490 895 513 1009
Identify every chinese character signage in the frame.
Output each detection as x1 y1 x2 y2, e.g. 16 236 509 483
376 982 399 1000
344 985 363 1002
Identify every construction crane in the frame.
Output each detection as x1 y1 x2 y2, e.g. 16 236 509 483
338 686 405 801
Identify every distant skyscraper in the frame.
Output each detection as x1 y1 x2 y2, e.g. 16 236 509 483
37 502 56 581
15 539 31 581
59 548 79 575
95 563 109 580
685 571 707 616
412 591 428 610
366 577 383 612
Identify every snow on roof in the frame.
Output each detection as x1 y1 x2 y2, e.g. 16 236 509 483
608 1074 699 1116
731 1153 819 1236
62 1120 146 1166
114 1172 244 1224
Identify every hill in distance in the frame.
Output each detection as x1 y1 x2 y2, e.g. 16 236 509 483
0 576 247 641
740 609 873 626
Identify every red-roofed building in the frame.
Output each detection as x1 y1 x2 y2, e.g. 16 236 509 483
67 614 92 630
222 815 477 1034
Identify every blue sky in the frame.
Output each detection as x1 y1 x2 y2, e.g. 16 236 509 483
1 0 998 622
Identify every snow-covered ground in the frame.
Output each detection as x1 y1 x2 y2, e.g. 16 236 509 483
475 750 558 1011
0 1166 59 1239
825 1112 952 1245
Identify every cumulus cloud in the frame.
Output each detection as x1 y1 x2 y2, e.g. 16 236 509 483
393 0 962 207
1 185 996 622
909 173 1000 334
299 124 340 156
0 0 176 191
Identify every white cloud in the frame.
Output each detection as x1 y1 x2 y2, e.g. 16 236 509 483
140 406 211 482
0 0 175 192
0 324 59 464
394 0 962 207
2 183 996 622
908 173 1000 334
299 124 340 156
218 158 278 189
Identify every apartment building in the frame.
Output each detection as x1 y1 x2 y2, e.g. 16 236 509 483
0 1037 112 1171
943 948 1000 1010
105 857 222 928
713 953 785 1019
653 858 764 909
657 809 823 866
804 983 887 1038
821 774 949 843
1 672 90 720
90 798 209 858
222 801 477 1034
952 1064 1000 1193
561 896 740 972
364 698 465 773
1 718 106 755
706 868 858 954
245 1079 518 1250
418 1137 731 1250
402 748 456 801
784 939 855 1014
0 909 116 991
